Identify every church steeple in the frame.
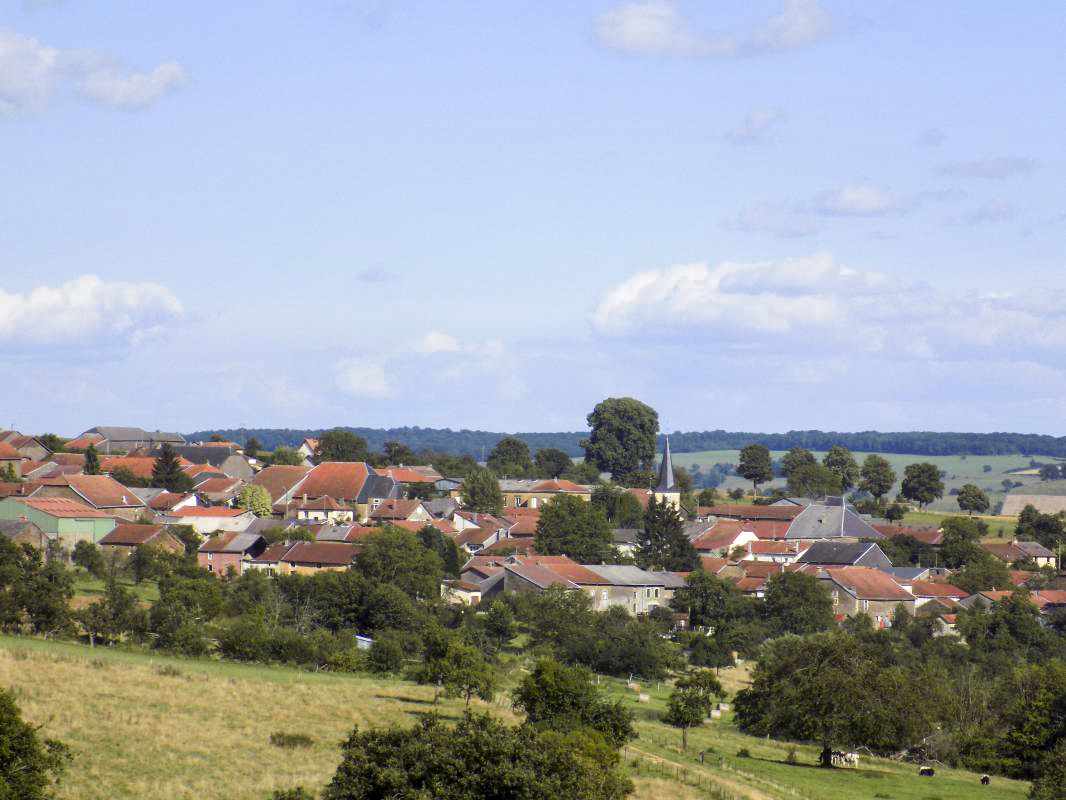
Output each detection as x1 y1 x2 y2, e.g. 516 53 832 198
656 436 676 492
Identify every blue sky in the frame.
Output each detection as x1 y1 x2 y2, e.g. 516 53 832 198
2 1 1064 437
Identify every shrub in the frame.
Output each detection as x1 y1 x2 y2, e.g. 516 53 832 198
270 732 313 749
737 747 751 758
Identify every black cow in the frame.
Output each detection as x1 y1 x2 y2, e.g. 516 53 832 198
981 775 990 785
919 766 935 777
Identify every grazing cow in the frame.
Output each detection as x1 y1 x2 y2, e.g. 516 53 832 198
980 775 990 785
919 766 935 777
844 752 860 767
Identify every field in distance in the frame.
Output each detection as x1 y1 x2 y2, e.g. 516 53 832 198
0 635 1029 800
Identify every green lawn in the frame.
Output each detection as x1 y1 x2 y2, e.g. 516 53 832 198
73 574 160 603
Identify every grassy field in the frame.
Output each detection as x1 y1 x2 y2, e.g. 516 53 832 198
0 635 1029 800
73 574 160 604
672 450 1051 514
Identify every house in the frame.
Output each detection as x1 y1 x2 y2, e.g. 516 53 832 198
690 520 759 557
151 445 254 481
98 523 184 555
194 477 245 506
163 507 256 534
498 478 592 509
33 474 147 521
100 455 192 482
0 496 115 547
295 495 354 524
253 465 312 514
297 438 319 462
981 540 1058 569
784 499 885 540
279 541 357 574
0 442 23 478
741 540 808 564
796 541 893 571
441 579 483 606
244 542 295 576
698 504 804 523
816 566 915 627
0 432 51 462
80 427 185 454
376 465 443 485
452 511 515 553
133 489 199 513
612 527 640 555
197 532 267 575
280 462 397 522
368 498 431 524
871 524 943 546
907 580 968 610
0 518 53 551
388 518 457 535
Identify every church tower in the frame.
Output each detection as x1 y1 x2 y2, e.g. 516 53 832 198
653 437 681 511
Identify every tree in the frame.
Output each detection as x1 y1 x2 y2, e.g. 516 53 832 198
780 447 816 478
580 398 658 486
322 711 633 800
884 503 906 523
0 689 70 799
534 495 614 563
590 485 644 529
636 496 699 571
382 441 419 465
735 632 938 767
563 460 603 484
822 446 859 492
315 429 370 463
71 540 105 578
484 600 516 648
83 443 101 475
486 436 533 478
244 437 262 460
786 463 840 499
270 446 303 466
900 463 944 510
127 544 160 584
355 527 443 601
1015 504 1066 551
953 556 1012 593
665 670 724 750
940 516 986 568
236 484 272 517
858 454 896 503
762 572 834 636
1030 740 1066 800
437 641 497 706
956 483 990 515
151 443 193 492
535 447 573 479
513 659 636 748
459 466 504 514
737 444 773 495
78 573 142 647
696 487 720 507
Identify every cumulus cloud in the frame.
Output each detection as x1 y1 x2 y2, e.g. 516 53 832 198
0 275 184 345
410 330 503 357
596 0 829 58
730 202 822 237
334 358 393 398
587 252 1066 366
816 183 911 216
936 157 1036 179
724 107 784 143
0 26 183 115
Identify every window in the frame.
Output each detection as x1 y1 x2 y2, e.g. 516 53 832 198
832 590 838 606
655 588 660 598
207 553 213 561
862 599 870 611
600 590 608 601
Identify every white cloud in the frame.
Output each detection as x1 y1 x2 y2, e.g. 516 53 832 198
724 107 784 143
0 275 183 345
596 0 829 58
588 252 1066 366
79 61 185 110
731 202 821 237
816 183 911 216
334 358 393 398
936 157 1036 179
0 26 183 116
410 329 504 357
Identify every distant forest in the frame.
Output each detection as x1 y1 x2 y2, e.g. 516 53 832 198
186 426 1066 459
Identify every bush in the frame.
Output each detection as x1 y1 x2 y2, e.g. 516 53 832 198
270 732 314 749
785 746 797 765
367 630 408 673
737 747 751 758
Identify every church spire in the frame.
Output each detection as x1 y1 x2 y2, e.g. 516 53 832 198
656 436 676 492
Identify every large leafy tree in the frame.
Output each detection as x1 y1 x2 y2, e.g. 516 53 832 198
900 462 944 509
636 496 699 571
734 632 939 767
321 711 633 800
535 495 614 563
486 436 533 478
513 658 636 748
786 463 840 499
737 444 773 495
956 484 990 516
590 485 644 529
858 454 896 502
459 466 504 514
665 670 724 750
1016 504 1066 551
670 570 761 656
151 443 193 492
780 447 816 478
1030 739 1066 799
580 398 658 487
83 443 101 475
0 689 70 799
762 572 834 636
535 447 573 479
236 484 272 517
355 527 443 601
822 446 859 492
315 429 370 463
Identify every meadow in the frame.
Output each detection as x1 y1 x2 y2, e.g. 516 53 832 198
674 449 1050 514
0 635 1029 800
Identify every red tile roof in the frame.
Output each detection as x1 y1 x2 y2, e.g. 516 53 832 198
252 465 311 501
0 442 20 459
297 462 371 501
64 433 103 450
909 581 968 599
101 456 191 480
375 466 442 483
529 479 589 493
747 540 803 555
172 507 249 518
388 519 457 535
826 567 912 601
18 497 112 518
280 541 357 567
251 542 295 562
194 477 243 494
739 562 785 579
871 524 943 545
65 475 145 509
299 495 343 511
99 524 166 546
700 556 728 573
744 521 795 540
48 453 86 467
369 499 424 520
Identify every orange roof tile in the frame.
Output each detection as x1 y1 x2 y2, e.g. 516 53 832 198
65 474 145 509
297 462 371 502
172 507 249 518
826 567 912 601
0 442 20 459
19 497 112 518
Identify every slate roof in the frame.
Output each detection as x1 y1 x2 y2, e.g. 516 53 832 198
785 503 884 540
198 532 265 553
656 437 676 492
584 565 670 586
797 541 881 566
86 427 185 447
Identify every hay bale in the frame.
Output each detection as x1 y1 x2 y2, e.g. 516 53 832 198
637 693 650 704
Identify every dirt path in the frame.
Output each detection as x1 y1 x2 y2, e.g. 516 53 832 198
628 744 780 800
